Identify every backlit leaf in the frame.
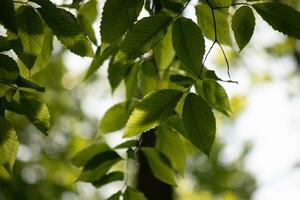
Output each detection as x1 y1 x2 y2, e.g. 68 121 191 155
119 15 172 60
16 5 44 69
172 17 205 75
20 94 50 135
232 6 255 51
182 93 216 156
124 89 183 137
196 4 231 45
101 0 144 43
253 2 300 39
0 116 19 175
141 147 177 185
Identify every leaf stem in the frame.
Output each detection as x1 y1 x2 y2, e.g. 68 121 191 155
176 0 192 17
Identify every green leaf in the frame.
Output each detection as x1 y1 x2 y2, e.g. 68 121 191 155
232 6 255 51
0 54 20 84
84 43 118 80
0 0 17 33
78 0 98 44
101 0 143 43
19 94 50 135
202 80 231 114
0 116 19 175
196 4 231 45
77 151 122 182
114 140 138 149
209 0 232 7
32 0 94 57
156 125 186 173
182 93 216 156
32 26 53 73
172 17 205 76
107 191 122 200
169 74 194 88
16 76 45 92
71 141 110 167
124 186 147 200
153 25 175 70
92 171 124 188
139 60 158 96
119 15 173 60
99 102 129 134
253 3 300 39
0 36 11 52
124 89 183 137
16 6 44 70
125 63 139 100
108 62 131 92
141 147 177 185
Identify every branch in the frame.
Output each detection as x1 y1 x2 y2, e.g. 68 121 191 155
176 0 192 17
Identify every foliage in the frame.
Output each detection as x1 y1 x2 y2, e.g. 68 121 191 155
0 0 300 199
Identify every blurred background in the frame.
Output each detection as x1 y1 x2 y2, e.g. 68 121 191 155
1 0 300 199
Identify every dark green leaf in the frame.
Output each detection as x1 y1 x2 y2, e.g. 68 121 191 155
0 0 17 33
0 54 20 84
32 0 94 57
101 0 143 43
0 36 11 52
172 17 205 75
196 4 231 45
16 5 44 70
19 94 50 135
253 2 300 39
16 76 45 92
182 93 216 156
78 151 122 182
84 44 118 80
0 116 19 175
202 80 231 114
108 62 131 92
124 89 183 137
119 15 173 60
156 125 186 173
169 74 194 88
78 0 98 44
141 147 177 185
232 6 255 51
92 171 124 188
124 186 147 200
107 191 122 200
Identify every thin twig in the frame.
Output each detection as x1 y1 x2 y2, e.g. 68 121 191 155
176 0 192 17
217 42 231 79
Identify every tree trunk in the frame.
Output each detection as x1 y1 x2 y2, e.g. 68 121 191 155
137 130 173 200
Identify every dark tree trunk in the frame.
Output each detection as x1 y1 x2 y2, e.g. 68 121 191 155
137 130 173 200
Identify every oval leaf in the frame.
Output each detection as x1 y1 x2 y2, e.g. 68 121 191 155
101 0 143 43
172 17 205 76
232 6 255 51
141 147 177 185
124 186 147 200
32 0 94 57
0 116 19 175
182 93 216 156
202 80 231 114
119 15 173 60
0 54 20 84
124 89 183 137
20 94 50 135
16 5 44 69
253 3 300 39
